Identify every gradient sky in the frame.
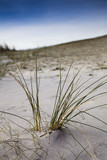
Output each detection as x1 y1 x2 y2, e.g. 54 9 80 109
0 0 107 49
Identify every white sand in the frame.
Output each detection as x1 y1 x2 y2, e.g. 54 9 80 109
0 62 107 160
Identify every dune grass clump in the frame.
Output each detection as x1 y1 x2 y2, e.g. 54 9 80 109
48 65 107 131
7 59 41 131
4 59 107 133
3 58 107 134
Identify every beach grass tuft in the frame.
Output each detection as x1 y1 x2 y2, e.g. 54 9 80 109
48 64 107 131
7 58 41 131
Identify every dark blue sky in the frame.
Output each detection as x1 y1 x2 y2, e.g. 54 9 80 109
0 0 107 49
0 0 107 24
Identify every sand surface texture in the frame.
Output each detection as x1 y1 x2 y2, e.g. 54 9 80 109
0 36 107 160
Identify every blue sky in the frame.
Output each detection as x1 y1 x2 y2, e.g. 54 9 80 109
0 0 107 49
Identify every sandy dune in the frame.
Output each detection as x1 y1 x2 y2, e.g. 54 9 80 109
0 36 107 160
